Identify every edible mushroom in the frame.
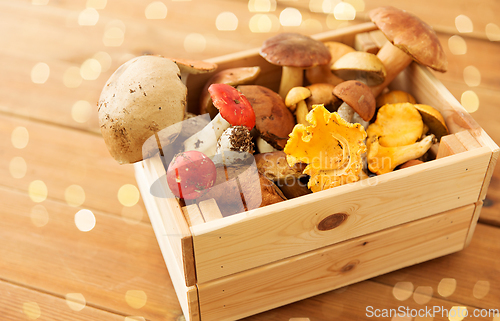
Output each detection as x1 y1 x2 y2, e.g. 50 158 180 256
237 85 296 152
333 80 376 129
305 41 355 85
183 84 256 156
199 66 261 117
169 57 218 86
216 125 255 164
166 150 217 200
259 33 331 99
284 86 312 126
331 51 387 86
369 6 448 97
98 55 186 164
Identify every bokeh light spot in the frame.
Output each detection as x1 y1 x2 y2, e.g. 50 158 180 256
334 2 356 20
437 278 456 297
103 21 126 47
485 23 500 41
122 205 144 225
280 7 302 27
23 302 41 319
65 293 86 311
463 65 481 87
455 15 473 33
63 66 83 88
461 90 479 113
72 100 93 123
448 35 467 55
216 12 239 31
248 0 276 12
413 286 433 304
118 184 140 207
75 209 96 232
393 282 414 301
93 52 112 72
249 14 279 33
145 1 168 19
78 8 99 26
183 33 206 53
30 205 49 228
31 62 50 84
29 180 48 203
65 184 86 207
86 0 107 9
301 18 323 34
472 280 490 299
344 0 364 12
448 306 467 321
11 126 29 149
125 290 148 309
80 58 101 80
10 156 27 179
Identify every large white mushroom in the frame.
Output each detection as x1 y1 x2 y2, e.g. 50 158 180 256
98 55 186 164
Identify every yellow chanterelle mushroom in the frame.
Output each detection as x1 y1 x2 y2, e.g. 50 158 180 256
366 102 434 175
284 105 367 192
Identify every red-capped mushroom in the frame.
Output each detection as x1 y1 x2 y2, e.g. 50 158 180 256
166 150 217 200
183 84 255 156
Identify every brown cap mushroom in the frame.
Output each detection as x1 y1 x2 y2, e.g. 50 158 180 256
305 41 355 85
305 83 339 111
237 85 296 150
98 55 186 164
331 51 387 86
199 66 261 117
369 6 448 97
376 90 417 108
168 57 218 84
333 80 376 123
259 33 331 98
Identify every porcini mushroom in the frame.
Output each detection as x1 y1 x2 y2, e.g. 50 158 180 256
183 84 256 156
259 33 331 98
199 66 261 117
305 83 339 112
98 55 185 164
305 41 355 85
331 51 387 86
369 6 448 97
166 150 217 200
333 80 376 129
169 57 218 85
413 104 449 140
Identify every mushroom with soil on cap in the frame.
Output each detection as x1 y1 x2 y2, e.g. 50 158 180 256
369 6 448 97
333 80 376 129
166 150 217 200
237 85 296 153
199 66 261 118
98 55 186 164
183 83 256 156
259 32 331 99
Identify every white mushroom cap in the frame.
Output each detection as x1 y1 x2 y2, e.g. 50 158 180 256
98 55 186 164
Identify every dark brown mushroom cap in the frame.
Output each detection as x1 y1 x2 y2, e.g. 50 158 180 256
237 85 296 150
333 80 376 121
259 33 332 68
369 6 448 72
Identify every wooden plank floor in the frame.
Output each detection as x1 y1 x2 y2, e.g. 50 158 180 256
1 0 499 320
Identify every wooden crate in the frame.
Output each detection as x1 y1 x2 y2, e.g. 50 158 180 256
134 22 499 321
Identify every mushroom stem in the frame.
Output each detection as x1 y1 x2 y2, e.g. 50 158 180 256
370 42 413 98
279 66 303 99
183 113 231 156
337 102 355 122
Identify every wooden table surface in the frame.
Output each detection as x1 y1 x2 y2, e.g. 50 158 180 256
1 0 499 320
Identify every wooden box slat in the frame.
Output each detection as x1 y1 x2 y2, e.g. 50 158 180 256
197 204 475 321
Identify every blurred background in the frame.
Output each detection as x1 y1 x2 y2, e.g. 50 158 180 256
1 1 499 320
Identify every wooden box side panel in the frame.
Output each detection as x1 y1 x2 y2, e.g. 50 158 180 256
191 148 491 283
134 162 200 321
139 155 196 287
197 204 475 321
